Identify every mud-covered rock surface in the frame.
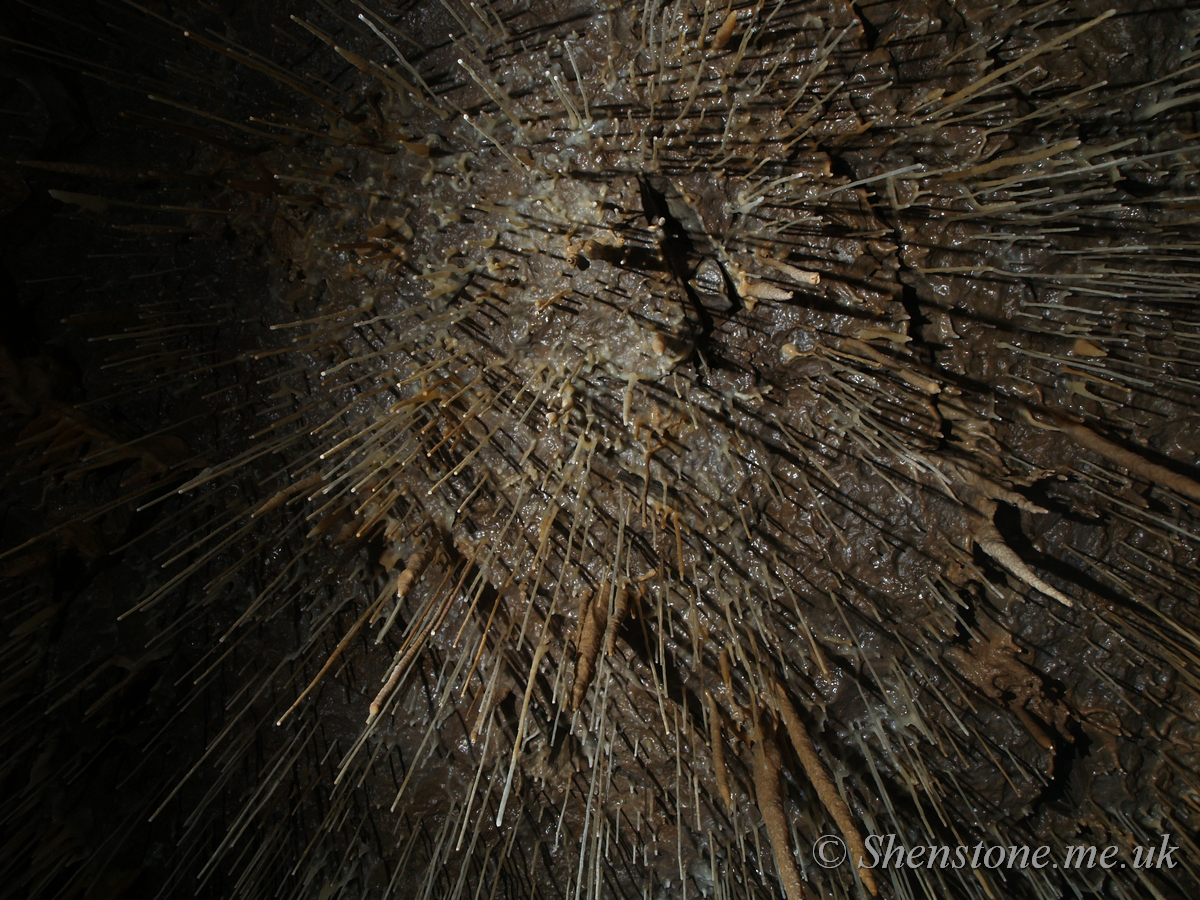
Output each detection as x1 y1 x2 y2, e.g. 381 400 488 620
2 1 1199 899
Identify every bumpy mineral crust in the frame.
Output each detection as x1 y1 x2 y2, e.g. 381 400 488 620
2 1 1200 899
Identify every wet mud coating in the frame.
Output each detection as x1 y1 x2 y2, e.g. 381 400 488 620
2 1 1199 899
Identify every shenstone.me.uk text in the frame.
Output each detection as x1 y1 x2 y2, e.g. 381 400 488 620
812 833 1180 871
